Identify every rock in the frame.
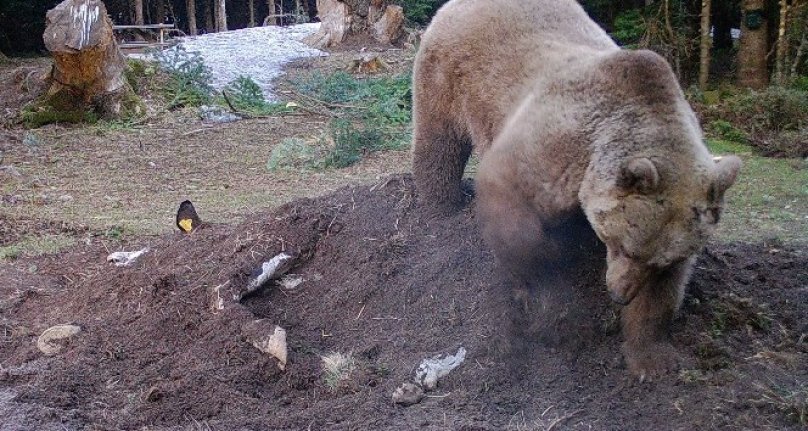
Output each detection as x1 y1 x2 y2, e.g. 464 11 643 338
242 320 288 370
37 0 143 122
392 382 424 406
415 347 467 390
58 194 74 202
37 324 81 356
199 105 242 123
372 5 404 45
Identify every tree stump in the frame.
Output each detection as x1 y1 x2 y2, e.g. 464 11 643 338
303 0 405 48
30 0 143 125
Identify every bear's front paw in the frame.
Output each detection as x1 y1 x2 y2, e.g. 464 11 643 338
622 342 682 382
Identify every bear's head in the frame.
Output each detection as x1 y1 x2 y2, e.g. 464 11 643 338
576 49 742 305
582 154 741 305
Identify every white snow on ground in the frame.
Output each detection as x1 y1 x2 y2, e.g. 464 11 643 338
164 24 326 100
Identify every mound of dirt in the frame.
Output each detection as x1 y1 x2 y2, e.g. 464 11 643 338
1 175 806 430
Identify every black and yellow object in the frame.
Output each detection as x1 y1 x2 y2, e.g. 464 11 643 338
176 200 202 233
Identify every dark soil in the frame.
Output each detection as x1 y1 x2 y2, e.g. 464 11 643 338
1 175 806 430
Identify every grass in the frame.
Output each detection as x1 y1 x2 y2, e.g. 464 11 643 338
265 71 413 170
707 139 808 244
0 234 76 261
0 118 411 237
755 382 808 426
321 352 357 391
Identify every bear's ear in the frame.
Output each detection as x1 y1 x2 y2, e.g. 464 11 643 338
618 157 659 194
710 155 742 200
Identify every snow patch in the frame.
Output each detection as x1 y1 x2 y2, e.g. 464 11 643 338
166 24 326 100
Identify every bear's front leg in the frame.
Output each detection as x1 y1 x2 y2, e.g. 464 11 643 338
476 175 562 287
412 116 473 214
620 257 694 380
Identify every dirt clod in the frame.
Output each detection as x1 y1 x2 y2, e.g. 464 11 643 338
392 382 425 406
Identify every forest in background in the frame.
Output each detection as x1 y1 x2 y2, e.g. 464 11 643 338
1 0 807 89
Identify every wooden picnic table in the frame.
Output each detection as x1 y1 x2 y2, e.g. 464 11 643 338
113 23 177 50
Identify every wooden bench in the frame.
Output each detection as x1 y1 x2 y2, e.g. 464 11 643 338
113 24 178 51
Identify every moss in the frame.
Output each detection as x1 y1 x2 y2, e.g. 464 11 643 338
21 80 144 127
21 103 98 127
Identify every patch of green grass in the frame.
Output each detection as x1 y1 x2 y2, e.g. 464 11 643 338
293 71 412 126
707 139 808 244
0 234 76 261
221 76 293 116
707 120 748 144
267 120 408 171
321 352 357 391
755 382 808 426
280 71 413 169
21 105 98 128
266 138 321 171
92 119 137 134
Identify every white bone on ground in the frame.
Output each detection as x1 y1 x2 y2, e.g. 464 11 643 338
415 347 467 390
37 324 81 356
245 253 294 293
106 247 149 267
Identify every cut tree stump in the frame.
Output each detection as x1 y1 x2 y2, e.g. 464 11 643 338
303 0 405 48
30 0 143 125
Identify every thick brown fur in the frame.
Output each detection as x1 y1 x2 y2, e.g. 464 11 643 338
411 0 741 379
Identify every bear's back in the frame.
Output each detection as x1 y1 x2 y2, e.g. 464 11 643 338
414 0 619 150
425 0 616 54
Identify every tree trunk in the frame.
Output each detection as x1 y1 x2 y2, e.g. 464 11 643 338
39 0 143 123
793 34 807 77
737 0 769 89
774 0 789 84
186 0 197 35
303 0 404 47
134 0 144 24
214 0 227 31
698 0 712 89
204 0 214 32
155 0 166 23
248 0 256 27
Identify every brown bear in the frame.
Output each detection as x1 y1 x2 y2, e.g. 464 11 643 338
411 0 741 379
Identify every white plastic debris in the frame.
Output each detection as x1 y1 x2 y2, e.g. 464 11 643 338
106 248 149 267
415 347 467 390
279 275 304 290
243 253 295 298
37 324 81 356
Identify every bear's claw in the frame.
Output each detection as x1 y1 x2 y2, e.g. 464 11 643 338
623 342 681 381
